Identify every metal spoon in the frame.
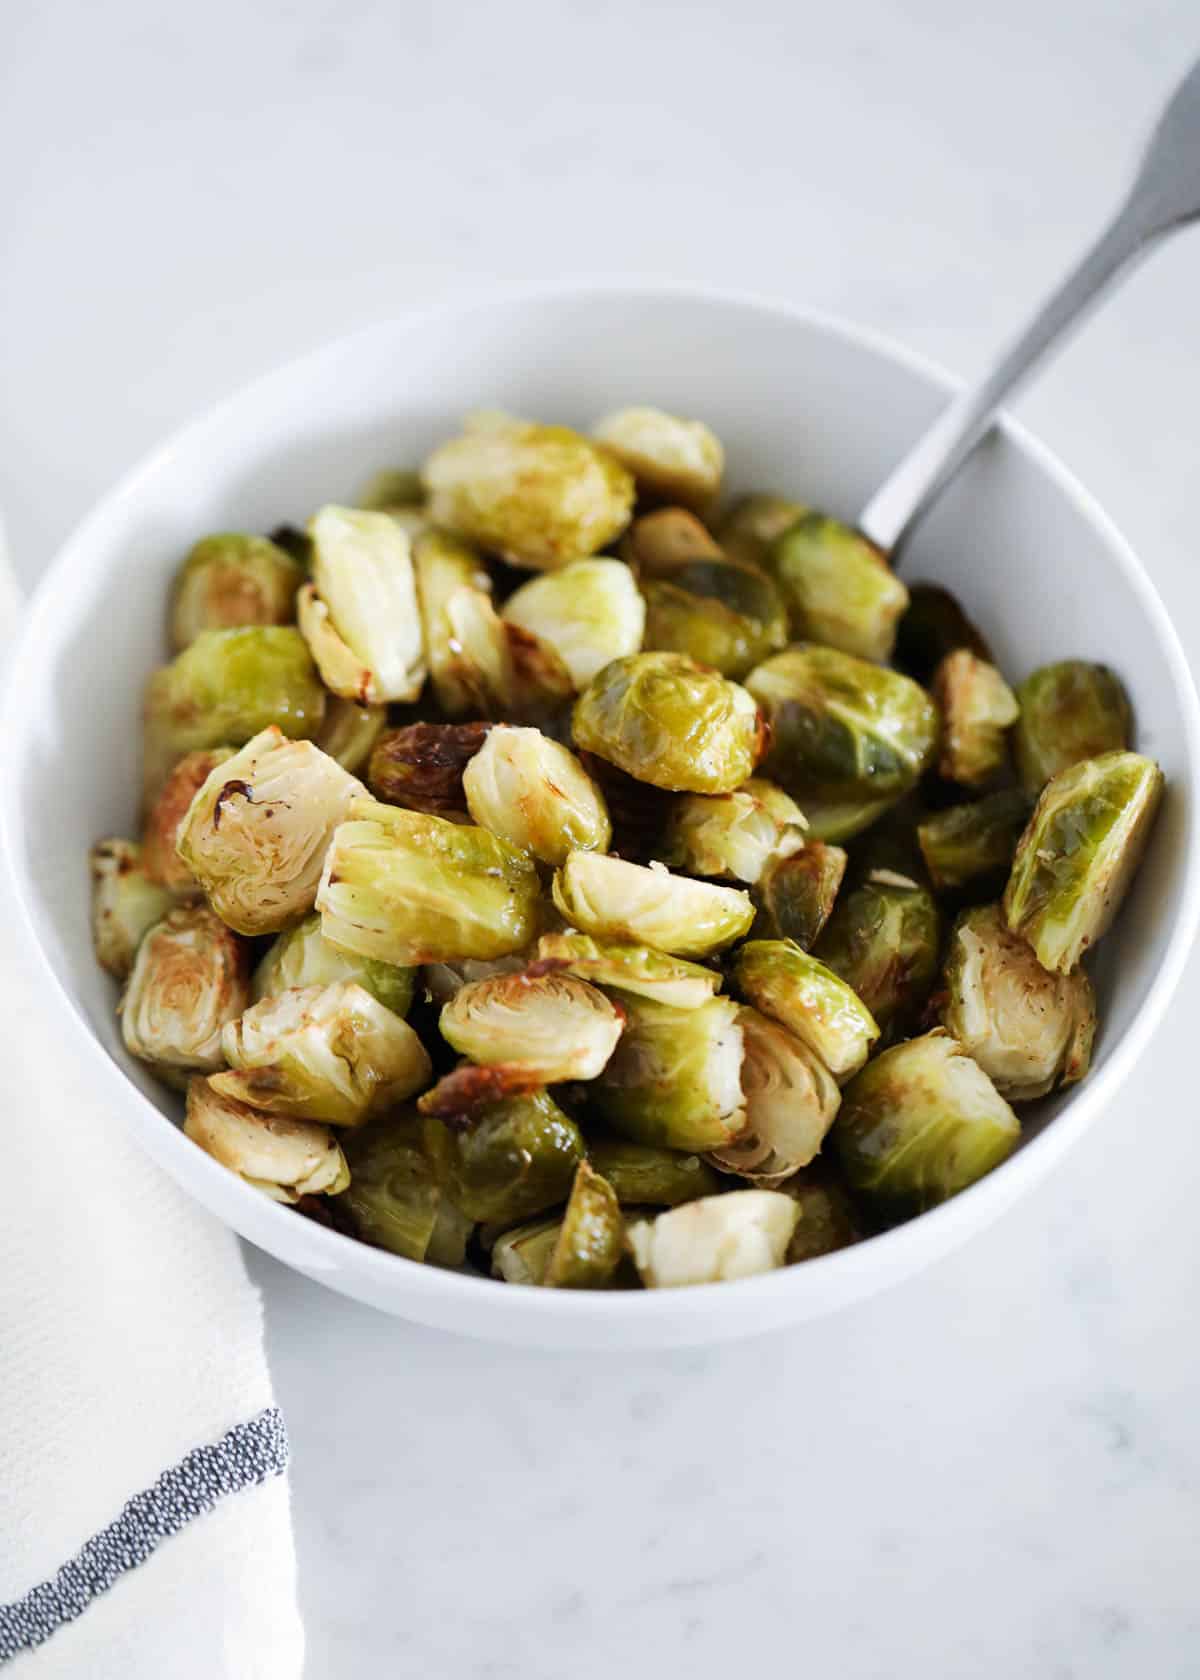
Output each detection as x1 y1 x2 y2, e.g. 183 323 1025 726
859 56 1200 559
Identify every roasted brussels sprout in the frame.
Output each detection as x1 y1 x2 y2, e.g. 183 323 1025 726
585 1133 723 1206
121 905 249 1083
462 726 611 864
732 939 879 1081
313 697 388 776
753 842 847 950
422 1089 585 1223
1003 750 1163 972
169 534 302 653
543 1161 625 1288
492 1218 562 1284
590 994 745 1151
1013 661 1133 795
213 980 431 1126
552 851 754 958
417 1059 549 1119
815 872 941 1039
893 582 992 685
142 749 235 893
532 932 721 1010
176 727 363 937
835 1029 1020 1212
439 970 624 1082
916 789 1031 894
317 798 541 966
940 904 1096 1100
709 1007 840 1181
90 839 175 979
778 1164 861 1263
422 412 635 569
661 779 806 885
420 952 530 1006
620 507 722 572
252 912 415 1017
627 1190 800 1287
932 650 1019 787
185 1076 349 1202
573 652 764 794
769 514 908 662
592 406 723 511
338 1112 442 1259
801 795 899 845
298 505 425 705
641 559 788 679
716 494 808 572
357 466 424 512
500 559 646 689
367 721 490 818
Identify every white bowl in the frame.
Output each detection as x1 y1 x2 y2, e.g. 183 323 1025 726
4 287 1198 1349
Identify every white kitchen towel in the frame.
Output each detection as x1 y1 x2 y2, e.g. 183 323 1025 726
0 519 304 1676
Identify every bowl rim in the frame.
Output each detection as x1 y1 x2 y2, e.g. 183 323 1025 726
5 279 1199 1327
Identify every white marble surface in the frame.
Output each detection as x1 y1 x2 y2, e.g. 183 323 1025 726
5 2 1200 1674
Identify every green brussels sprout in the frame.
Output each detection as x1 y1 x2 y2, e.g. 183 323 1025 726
357 466 425 512
501 559 646 689
462 726 611 865
716 494 808 572
590 994 745 1151
492 1217 563 1284
731 939 879 1081
313 697 388 776
893 582 992 685
317 797 541 966
142 749 235 893
185 1076 349 1202
814 872 941 1039
338 1112 442 1259
661 778 806 885
753 842 847 950
916 789 1032 894
940 904 1096 1100
532 932 721 1010
252 912 415 1017
572 653 764 795
143 627 325 804
551 851 754 958
176 726 363 937
1013 661 1133 796
213 980 432 1126
641 559 788 679
1003 750 1163 973
932 650 1019 787
90 839 175 979
777 1164 861 1263
121 905 250 1084
801 795 900 844
298 506 425 704
422 412 635 570
544 1160 625 1288
592 406 724 511
169 534 303 653
439 970 624 1082
708 1006 840 1181
626 1190 800 1287
834 1028 1020 1212
367 721 491 819
620 505 722 571
769 514 909 662
422 1089 585 1222
745 645 938 811
585 1133 723 1206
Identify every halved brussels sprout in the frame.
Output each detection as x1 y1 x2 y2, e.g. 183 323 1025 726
533 932 722 1010
169 534 302 652
338 1112 442 1259
893 582 992 685
834 1028 1020 1212
299 506 425 704
1013 661 1133 795
814 872 941 1039
753 842 847 949
417 1060 549 1119
544 1161 625 1288
573 653 764 795
420 953 530 1006
769 514 909 662
1003 750 1163 973
590 994 745 1151
121 905 250 1082
620 507 722 572
731 939 879 1081
940 904 1096 1100
709 1006 840 1180
501 559 646 689
252 912 415 1017
778 1164 861 1263
592 406 723 511
143 627 325 803
492 1217 562 1284
626 1190 800 1287
745 645 938 809
716 494 808 572
932 650 1019 787
367 721 490 818
916 789 1031 894
439 970 624 1081
90 839 175 979
552 851 754 958
422 1089 585 1222
176 726 363 936
142 749 235 893
641 560 788 678
357 466 424 512
213 980 431 1126
585 1133 723 1206
422 412 635 569
661 779 806 884
317 798 541 966
313 697 388 776
185 1076 349 1202
462 726 611 864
